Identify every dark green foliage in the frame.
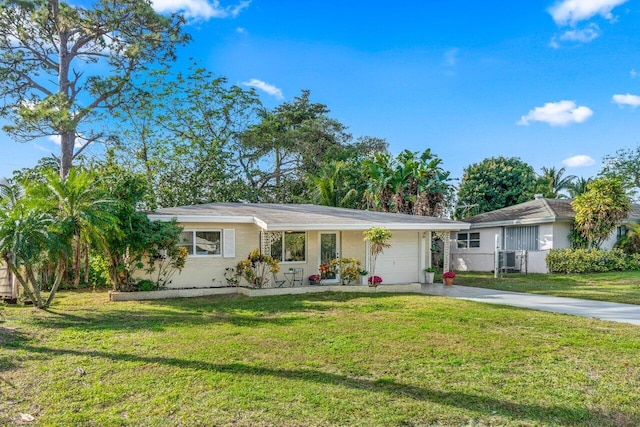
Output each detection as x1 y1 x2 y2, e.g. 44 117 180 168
600 145 640 200
456 156 536 218
362 149 453 217
616 223 640 254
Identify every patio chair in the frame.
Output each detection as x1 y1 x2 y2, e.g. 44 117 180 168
272 272 286 288
291 267 304 286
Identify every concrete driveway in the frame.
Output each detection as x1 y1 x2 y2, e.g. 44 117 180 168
420 284 640 326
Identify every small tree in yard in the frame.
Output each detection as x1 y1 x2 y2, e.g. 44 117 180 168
572 178 631 248
363 227 392 287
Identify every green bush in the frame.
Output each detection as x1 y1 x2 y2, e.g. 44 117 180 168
546 248 638 274
134 279 158 292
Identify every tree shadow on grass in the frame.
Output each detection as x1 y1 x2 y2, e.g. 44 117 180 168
20 344 638 426
32 292 405 333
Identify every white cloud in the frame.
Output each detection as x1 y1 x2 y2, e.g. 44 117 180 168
236 27 247 34
152 0 250 20
47 135 84 149
612 93 640 107
444 48 459 67
558 23 600 42
518 100 594 126
549 0 628 26
242 79 284 100
631 69 638 78
562 154 596 167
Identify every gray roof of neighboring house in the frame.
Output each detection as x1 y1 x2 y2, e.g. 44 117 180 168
148 203 470 231
465 197 640 228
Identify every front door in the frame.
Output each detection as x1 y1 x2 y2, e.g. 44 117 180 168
319 232 340 284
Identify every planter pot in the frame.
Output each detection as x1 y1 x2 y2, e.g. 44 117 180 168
424 272 435 284
360 276 368 285
444 277 454 286
309 281 320 286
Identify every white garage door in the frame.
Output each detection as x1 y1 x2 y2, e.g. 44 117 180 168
374 231 420 284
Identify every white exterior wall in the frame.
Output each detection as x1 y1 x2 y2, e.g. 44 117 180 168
169 222 261 288
146 222 456 287
451 228 500 272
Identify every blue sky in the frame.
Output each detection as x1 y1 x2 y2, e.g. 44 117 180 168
2 0 639 183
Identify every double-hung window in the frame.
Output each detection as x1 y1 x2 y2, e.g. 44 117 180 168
269 231 306 262
179 230 222 256
457 232 480 248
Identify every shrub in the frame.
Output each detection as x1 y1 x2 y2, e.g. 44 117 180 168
546 248 638 274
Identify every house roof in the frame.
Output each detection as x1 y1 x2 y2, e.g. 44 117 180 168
465 197 640 228
148 203 470 232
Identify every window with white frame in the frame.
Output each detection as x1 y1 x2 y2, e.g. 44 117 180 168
457 232 480 248
505 226 538 251
179 230 222 256
269 231 306 262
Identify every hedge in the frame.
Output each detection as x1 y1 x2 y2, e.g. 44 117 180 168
546 248 640 274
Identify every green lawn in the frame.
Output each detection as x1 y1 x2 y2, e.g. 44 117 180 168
2 290 640 426
455 271 640 305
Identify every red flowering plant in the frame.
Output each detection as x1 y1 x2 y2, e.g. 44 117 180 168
442 271 456 279
368 275 383 285
308 274 321 282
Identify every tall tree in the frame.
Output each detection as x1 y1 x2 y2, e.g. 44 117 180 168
112 66 261 208
456 156 537 218
363 149 453 217
535 166 576 198
567 177 592 198
572 178 631 248
600 145 640 200
0 0 188 178
238 90 351 202
308 160 360 208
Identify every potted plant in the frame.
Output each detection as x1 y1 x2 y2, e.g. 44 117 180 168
359 269 368 285
424 267 436 284
308 274 321 285
368 275 383 287
443 270 456 286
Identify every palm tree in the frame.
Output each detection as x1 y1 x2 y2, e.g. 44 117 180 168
567 177 592 198
308 161 359 208
0 180 69 308
32 169 120 287
537 167 576 198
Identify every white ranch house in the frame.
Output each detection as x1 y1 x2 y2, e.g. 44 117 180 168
148 203 470 288
451 196 640 274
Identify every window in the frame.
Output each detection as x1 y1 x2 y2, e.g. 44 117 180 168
505 226 538 251
179 230 221 256
269 231 306 262
617 226 628 240
457 232 480 248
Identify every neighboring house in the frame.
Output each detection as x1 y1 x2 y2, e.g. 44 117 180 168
148 203 470 287
0 260 16 301
451 195 640 274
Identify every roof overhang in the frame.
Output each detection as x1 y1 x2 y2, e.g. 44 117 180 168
468 216 573 229
147 214 470 232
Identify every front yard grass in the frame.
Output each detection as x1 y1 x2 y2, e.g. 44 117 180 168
1 290 640 426
456 271 640 305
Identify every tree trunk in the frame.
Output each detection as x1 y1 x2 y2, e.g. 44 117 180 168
60 131 75 179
